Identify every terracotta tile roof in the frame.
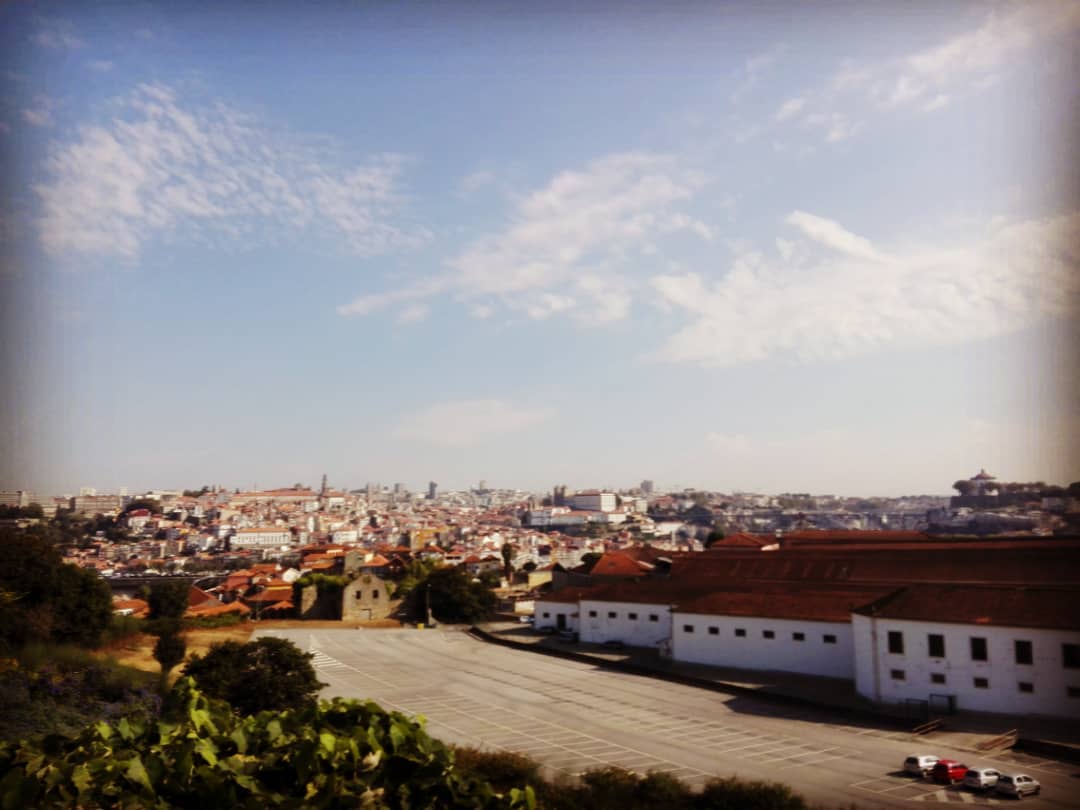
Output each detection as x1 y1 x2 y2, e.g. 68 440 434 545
678 586 892 623
187 600 251 617
854 584 1080 631
589 552 653 578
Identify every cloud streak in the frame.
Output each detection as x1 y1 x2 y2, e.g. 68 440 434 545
34 83 427 260
648 210 1080 367
339 152 710 323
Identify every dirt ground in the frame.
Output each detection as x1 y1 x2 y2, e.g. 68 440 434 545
97 618 402 673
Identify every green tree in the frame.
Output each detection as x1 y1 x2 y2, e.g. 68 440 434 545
184 636 325 715
500 541 514 578
52 563 114 647
405 565 496 624
148 580 190 621
152 628 187 690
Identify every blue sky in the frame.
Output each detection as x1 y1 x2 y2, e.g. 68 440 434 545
2 1 1078 497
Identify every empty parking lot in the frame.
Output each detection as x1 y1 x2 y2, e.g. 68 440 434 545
257 627 1079 808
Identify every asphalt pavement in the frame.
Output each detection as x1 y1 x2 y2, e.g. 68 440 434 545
256 626 1080 809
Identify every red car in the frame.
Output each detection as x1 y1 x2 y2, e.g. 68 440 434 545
931 760 968 784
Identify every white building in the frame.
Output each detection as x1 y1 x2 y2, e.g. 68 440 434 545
579 596 673 648
852 585 1080 718
672 589 860 679
230 527 294 549
567 491 618 513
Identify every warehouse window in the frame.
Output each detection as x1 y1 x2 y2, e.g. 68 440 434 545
928 634 946 658
970 637 988 662
887 631 904 655
1015 640 1033 665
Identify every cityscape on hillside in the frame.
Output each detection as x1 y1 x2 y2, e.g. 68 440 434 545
3 1 1079 806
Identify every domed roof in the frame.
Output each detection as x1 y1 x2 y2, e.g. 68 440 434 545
971 468 996 481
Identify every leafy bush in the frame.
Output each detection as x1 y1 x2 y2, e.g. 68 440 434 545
453 748 542 794
184 637 325 716
0 651 159 743
0 679 535 809
697 776 807 810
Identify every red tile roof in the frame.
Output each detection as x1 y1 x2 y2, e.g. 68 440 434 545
855 584 1080 630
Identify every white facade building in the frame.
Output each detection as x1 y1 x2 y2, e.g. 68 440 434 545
852 585 1080 718
567 491 617 513
673 613 854 679
579 598 673 648
230 527 294 549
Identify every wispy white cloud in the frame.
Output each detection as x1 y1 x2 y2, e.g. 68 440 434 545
392 399 555 447
775 2 1080 143
22 97 54 128
32 19 84 50
339 152 710 324
730 43 787 103
396 302 430 324
774 97 805 122
35 83 427 259
648 210 1080 367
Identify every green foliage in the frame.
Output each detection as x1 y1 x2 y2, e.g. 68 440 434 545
0 504 44 520
404 566 497 624
148 581 191 621
153 631 187 681
184 637 325 716
696 776 807 810
183 613 246 630
0 530 112 651
0 648 159 743
0 678 533 809
52 563 113 647
452 748 541 794
124 498 162 514
389 558 438 600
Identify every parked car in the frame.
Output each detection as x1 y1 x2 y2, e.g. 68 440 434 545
931 759 968 784
602 640 626 649
557 630 579 643
904 755 939 777
962 768 1001 791
995 773 1041 798
518 615 534 624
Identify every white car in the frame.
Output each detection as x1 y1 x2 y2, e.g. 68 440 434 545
904 755 939 777
995 773 1040 798
962 767 1001 791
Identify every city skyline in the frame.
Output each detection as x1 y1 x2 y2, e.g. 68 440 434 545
2 2 1078 497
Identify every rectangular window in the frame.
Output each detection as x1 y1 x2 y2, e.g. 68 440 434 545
628 612 638 620
1063 644 1080 669
542 612 550 618
372 590 379 599
928 634 946 658
648 614 659 622
608 611 617 619
970 637 988 662
735 628 746 637
930 673 946 684
1015 640 1033 665
708 626 719 635
793 632 805 642
974 677 989 689
823 634 837 644
683 624 695 633
1018 682 1033 693
887 631 904 654
1067 686 1080 698
890 669 905 681
763 630 775 639
588 610 597 618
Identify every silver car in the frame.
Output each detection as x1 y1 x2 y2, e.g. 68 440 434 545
962 767 1000 791
995 773 1041 798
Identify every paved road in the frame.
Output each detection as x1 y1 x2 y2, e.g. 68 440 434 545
257 627 1080 808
